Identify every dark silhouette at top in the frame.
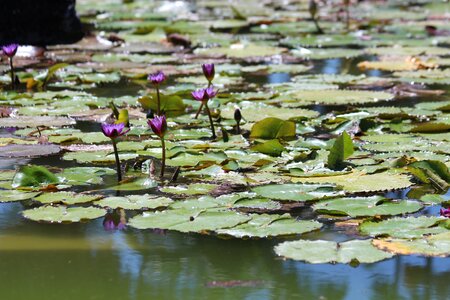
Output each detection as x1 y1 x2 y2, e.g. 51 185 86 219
0 0 84 46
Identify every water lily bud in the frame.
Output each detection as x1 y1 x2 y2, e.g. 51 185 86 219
234 108 242 124
202 63 215 82
147 115 167 138
2 44 18 58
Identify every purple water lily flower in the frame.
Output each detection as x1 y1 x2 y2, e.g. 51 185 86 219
148 115 167 138
148 71 166 85
440 207 450 218
191 88 207 102
202 63 215 82
205 86 218 99
101 122 129 139
192 87 218 102
2 44 18 58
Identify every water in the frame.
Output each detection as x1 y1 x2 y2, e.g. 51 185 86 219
1 57 449 300
1 206 450 300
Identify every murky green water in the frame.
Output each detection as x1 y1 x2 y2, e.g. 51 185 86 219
1 203 450 300
1 57 449 300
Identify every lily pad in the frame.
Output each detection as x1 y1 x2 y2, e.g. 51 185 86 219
250 117 296 139
292 171 413 193
160 183 216 195
252 183 342 202
22 206 107 223
282 90 394 105
34 192 103 205
129 209 251 233
95 194 173 210
313 196 422 217
373 232 450 257
360 216 448 239
194 43 286 58
0 190 41 203
274 239 394 264
217 214 322 238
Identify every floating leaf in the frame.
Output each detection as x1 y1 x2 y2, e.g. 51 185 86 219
360 216 448 239
160 183 216 195
292 171 413 193
282 90 394 105
373 232 450 257
194 43 286 58
95 194 173 210
252 183 342 202
250 117 296 139
217 214 322 238
313 196 422 217
34 192 103 205
0 190 41 203
22 206 106 223
129 209 251 233
0 144 61 158
251 139 286 157
274 239 393 264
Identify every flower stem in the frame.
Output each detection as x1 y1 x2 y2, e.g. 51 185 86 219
313 18 324 34
112 139 122 182
194 81 211 119
156 86 161 115
9 57 15 90
345 5 350 31
160 137 166 178
204 102 216 139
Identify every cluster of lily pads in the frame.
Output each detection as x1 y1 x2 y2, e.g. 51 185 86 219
0 0 449 265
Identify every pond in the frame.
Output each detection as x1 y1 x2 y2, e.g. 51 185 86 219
0 0 449 299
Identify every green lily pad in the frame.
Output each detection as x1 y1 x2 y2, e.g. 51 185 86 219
220 101 319 122
63 151 138 163
129 208 251 233
313 196 422 217
373 232 450 257
250 117 296 139
274 239 394 264
0 190 41 203
95 194 173 210
59 167 116 185
160 183 216 195
251 139 286 157
217 213 322 238
360 216 448 239
34 192 103 205
281 90 394 105
22 206 107 223
252 183 343 202
292 171 413 193
194 43 286 58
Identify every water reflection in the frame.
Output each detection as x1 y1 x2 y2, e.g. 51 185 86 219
0 207 449 299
